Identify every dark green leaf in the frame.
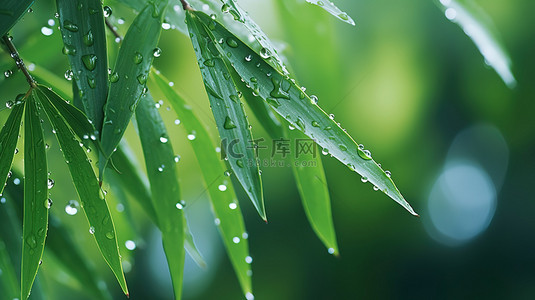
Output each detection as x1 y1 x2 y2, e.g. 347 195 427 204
22 90 49 300
35 87 129 296
0 100 24 196
151 70 253 296
305 0 355 26
0 237 19 299
186 12 266 220
56 0 108 133
0 0 34 37
135 92 185 299
192 11 417 215
100 0 168 167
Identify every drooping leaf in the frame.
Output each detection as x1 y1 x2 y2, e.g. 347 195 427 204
109 141 205 268
191 11 417 215
305 0 355 26
35 87 129 296
0 0 35 37
21 90 49 300
0 99 24 195
135 92 185 299
285 127 338 255
186 12 265 220
100 0 168 170
56 0 108 133
150 70 253 296
237 80 339 254
437 0 516 88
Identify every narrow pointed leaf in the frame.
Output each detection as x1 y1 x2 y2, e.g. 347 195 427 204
21 91 49 300
437 0 516 88
151 70 253 295
305 0 355 26
286 128 338 254
35 87 128 295
238 84 338 254
186 12 265 220
192 11 417 215
56 0 108 133
110 141 205 268
100 0 168 165
0 101 24 195
0 0 34 37
135 92 185 299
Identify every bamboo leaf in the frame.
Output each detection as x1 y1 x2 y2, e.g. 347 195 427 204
0 0 34 37
0 99 24 195
150 70 253 296
135 92 185 299
56 0 108 133
191 11 417 216
35 87 129 296
21 90 49 300
286 128 338 255
305 0 355 26
186 12 266 220
437 0 516 88
100 0 168 168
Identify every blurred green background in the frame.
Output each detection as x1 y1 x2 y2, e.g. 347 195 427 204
1 0 535 299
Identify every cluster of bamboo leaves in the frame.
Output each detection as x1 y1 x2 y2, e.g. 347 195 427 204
0 0 515 299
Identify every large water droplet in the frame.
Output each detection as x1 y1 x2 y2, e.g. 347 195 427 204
226 37 238 48
105 231 114 239
62 44 77 55
103 6 112 18
44 198 53 209
110 72 119 83
223 116 237 129
133 52 143 64
125 240 136 250
83 30 94 46
260 48 270 59
63 20 79 32
81 54 97 71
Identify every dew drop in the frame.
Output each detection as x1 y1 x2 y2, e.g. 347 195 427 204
103 6 112 18
328 248 335 254
105 231 114 239
310 95 318 105
229 202 237 209
41 26 53 36
221 3 231 13
223 116 237 129
244 54 252 62
385 170 391 178
65 200 79 215
44 198 53 209
187 132 196 140
5 100 14 109
62 44 77 55
259 48 270 59
63 20 79 32
81 54 97 71
133 52 143 64
218 184 227 191
176 202 184 209
89 226 95 234
47 178 55 189
4 70 12 78
361 176 368 183
245 256 253 264
174 155 180 163
110 72 119 83
153 47 162 57
174 119 181 125
232 237 240 244
125 240 136 250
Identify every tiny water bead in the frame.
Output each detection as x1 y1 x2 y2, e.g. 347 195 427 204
64 69 73 80
245 256 253 264
4 70 12 78
89 226 95 234
162 23 171 30
105 231 114 239
174 119 181 125
63 20 79 32
174 155 180 163
65 200 79 215
310 95 319 105
373 185 379 191
328 248 335 255
244 54 252 62
232 237 240 244
5 100 14 109
361 176 368 183
187 132 196 140
218 184 227 191
214 218 221 226
133 52 143 64
246 292 254 300
157 164 165 172
13 178 20 185
103 6 112 18
153 47 162 57
47 178 55 189
229 202 237 210
159 136 168 143
385 170 391 178
41 26 53 36
45 198 53 209
329 113 335 120
175 202 184 210
81 54 97 71
260 48 270 59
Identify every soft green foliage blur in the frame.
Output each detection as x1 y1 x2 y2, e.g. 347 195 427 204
1 0 534 299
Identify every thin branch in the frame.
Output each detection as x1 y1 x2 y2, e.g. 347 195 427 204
180 0 193 11
105 19 122 42
1 35 36 88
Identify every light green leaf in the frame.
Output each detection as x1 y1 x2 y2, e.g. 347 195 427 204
0 99 24 196
56 0 108 133
437 0 516 88
305 0 355 26
186 11 265 220
135 92 185 299
191 11 417 216
100 0 168 168
0 0 34 37
110 141 206 268
35 87 129 296
21 90 49 300
150 70 253 296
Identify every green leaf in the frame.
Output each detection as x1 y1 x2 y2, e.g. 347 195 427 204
135 92 185 299
0 99 24 195
150 70 253 296
35 87 129 296
305 0 355 26
286 128 338 255
100 0 168 167
0 237 19 299
437 0 516 88
46 217 113 300
191 11 417 216
56 0 108 133
22 90 49 300
186 12 265 220
0 0 34 37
